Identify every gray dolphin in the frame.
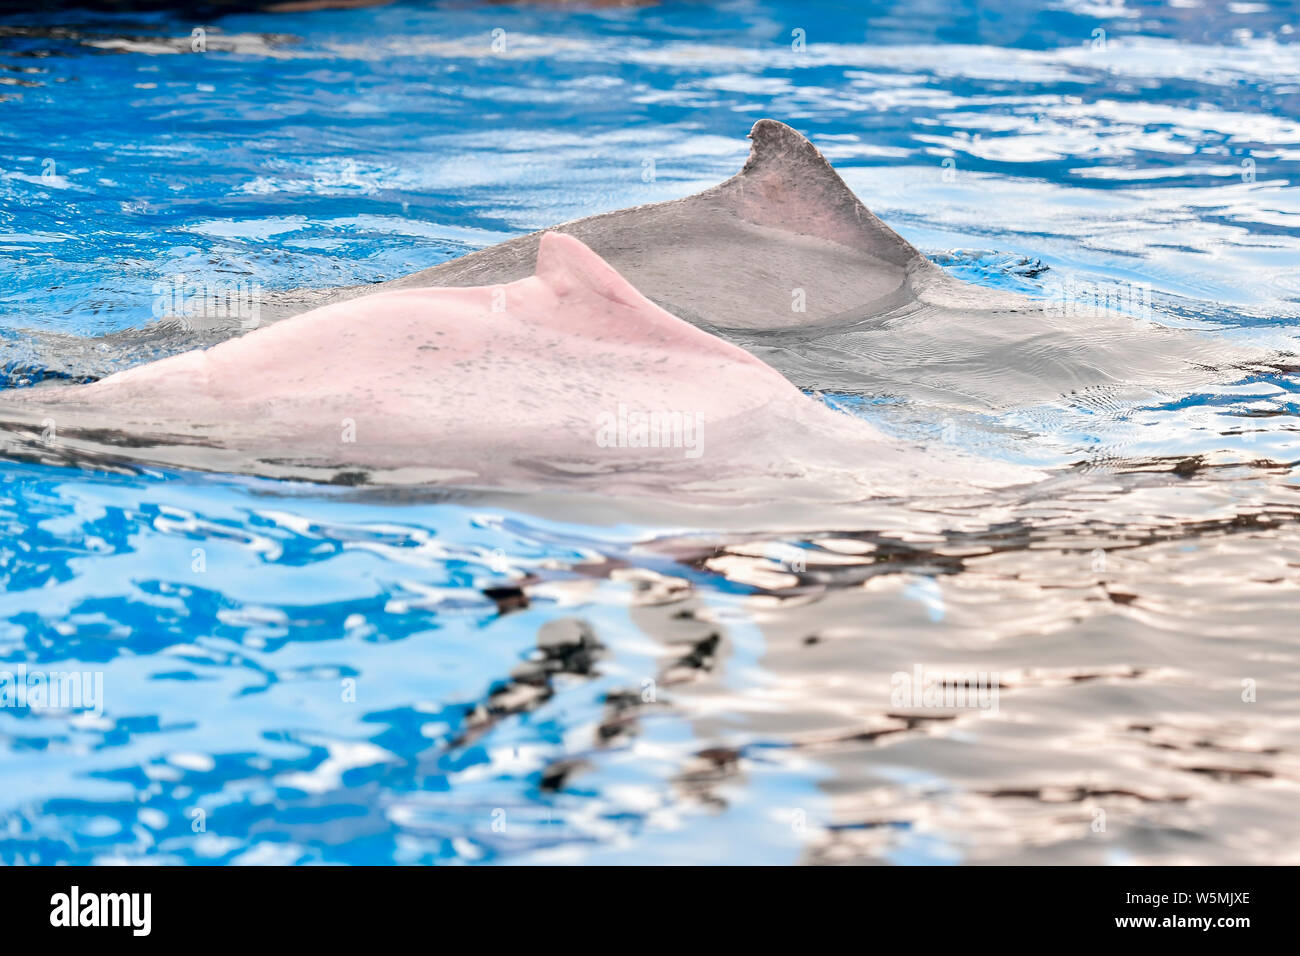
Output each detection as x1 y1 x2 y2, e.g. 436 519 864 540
340 117 983 331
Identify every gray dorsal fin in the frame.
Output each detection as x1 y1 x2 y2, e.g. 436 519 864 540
308 118 951 330
718 119 930 271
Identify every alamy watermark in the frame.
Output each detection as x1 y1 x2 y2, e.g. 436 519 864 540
153 274 262 332
891 664 1000 716
50 886 150 936
1042 276 1152 322
0 664 104 716
595 403 704 459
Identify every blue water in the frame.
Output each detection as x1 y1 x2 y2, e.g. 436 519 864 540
0 1 1297 864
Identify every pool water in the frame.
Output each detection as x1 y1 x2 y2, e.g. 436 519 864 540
0 0 1298 864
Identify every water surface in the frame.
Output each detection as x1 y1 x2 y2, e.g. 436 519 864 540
0 0 1297 864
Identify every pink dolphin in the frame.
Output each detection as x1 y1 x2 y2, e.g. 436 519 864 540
0 233 1032 500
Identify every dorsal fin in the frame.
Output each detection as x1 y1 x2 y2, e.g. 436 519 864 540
534 230 649 308
719 118 930 271
530 231 800 378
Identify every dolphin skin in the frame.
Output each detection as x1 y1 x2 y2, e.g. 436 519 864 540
0 233 1025 499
